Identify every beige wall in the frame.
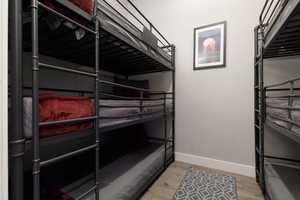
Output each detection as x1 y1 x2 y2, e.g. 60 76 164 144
133 0 264 167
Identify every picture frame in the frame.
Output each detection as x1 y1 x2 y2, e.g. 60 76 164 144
193 21 227 70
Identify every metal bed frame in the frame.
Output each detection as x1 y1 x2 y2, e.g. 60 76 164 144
255 0 300 198
8 0 175 200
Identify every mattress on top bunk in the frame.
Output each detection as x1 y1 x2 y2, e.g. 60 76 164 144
22 97 172 138
56 142 171 200
266 98 300 133
264 160 300 200
23 97 140 138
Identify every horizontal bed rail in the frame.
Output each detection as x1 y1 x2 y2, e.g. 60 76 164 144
39 116 98 127
40 144 97 167
265 75 300 89
99 80 172 95
99 92 170 100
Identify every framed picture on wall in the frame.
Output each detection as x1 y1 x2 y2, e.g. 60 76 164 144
193 21 226 70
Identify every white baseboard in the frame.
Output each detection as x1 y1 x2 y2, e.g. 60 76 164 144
175 152 255 177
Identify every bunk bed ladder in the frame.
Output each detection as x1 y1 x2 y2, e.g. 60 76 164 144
254 25 265 194
31 0 100 200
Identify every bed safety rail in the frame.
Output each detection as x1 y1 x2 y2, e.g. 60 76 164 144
265 76 300 135
259 0 288 27
100 0 173 56
98 79 174 168
98 80 174 115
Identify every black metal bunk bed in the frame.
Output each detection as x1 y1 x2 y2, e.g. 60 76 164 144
255 0 300 199
8 0 175 200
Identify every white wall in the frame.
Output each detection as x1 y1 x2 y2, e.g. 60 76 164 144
0 0 8 199
133 0 264 172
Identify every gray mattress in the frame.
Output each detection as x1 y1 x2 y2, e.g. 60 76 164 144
266 98 300 134
265 160 300 200
23 98 172 138
59 142 172 200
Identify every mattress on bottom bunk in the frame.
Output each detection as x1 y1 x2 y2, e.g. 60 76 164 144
264 160 300 200
57 142 172 200
266 99 300 134
23 98 172 138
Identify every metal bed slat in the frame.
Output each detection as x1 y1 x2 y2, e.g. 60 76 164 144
269 40 300 47
263 0 300 55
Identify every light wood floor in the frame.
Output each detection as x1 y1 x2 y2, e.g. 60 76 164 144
141 161 265 200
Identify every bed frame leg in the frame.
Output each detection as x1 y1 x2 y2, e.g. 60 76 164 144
31 0 41 199
9 0 24 200
172 45 176 163
95 17 100 200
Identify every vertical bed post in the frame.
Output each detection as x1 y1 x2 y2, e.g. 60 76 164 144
258 24 265 194
254 26 260 184
32 0 41 199
95 12 100 200
171 45 176 162
163 93 167 168
9 0 24 199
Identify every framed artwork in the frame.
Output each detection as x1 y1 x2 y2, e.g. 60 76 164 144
193 21 226 70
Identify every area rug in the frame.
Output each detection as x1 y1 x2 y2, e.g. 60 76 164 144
173 168 238 200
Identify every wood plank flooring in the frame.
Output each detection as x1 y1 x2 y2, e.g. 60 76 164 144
141 161 265 200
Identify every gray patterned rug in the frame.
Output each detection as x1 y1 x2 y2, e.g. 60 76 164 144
173 168 238 200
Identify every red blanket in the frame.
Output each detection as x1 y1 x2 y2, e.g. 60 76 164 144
39 94 94 137
68 0 94 14
42 188 74 200
41 0 94 15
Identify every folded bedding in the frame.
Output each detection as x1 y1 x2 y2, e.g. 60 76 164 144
23 94 172 139
26 94 95 138
266 98 300 133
